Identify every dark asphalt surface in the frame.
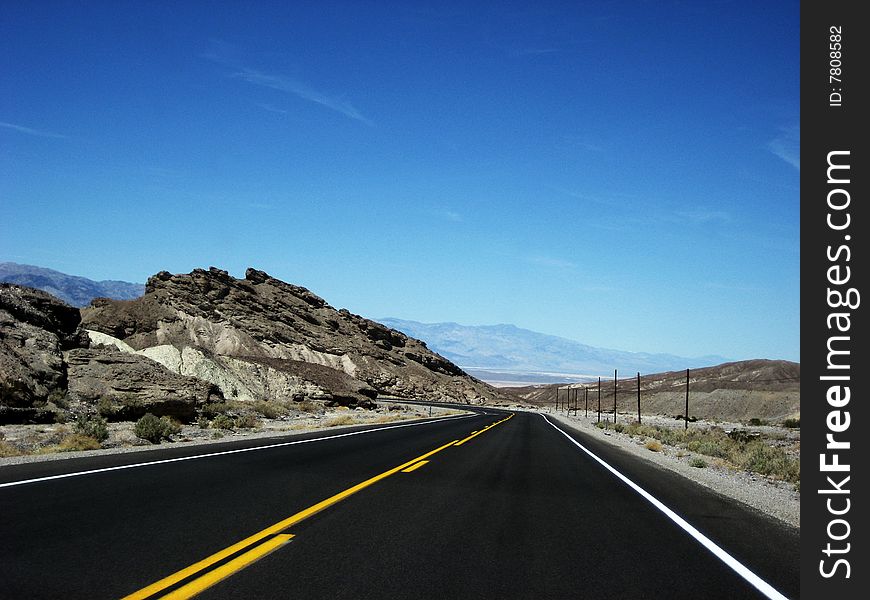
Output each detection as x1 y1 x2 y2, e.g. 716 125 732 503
0 408 799 599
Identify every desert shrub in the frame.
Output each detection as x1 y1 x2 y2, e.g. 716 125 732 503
96 398 116 419
200 402 234 418
645 439 663 452
73 414 109 443
636 425 659 439
0 441 22 458
657 427 688 446
613 423 625 433
134 413 176 443
748 418 766 426
616 419 800 482
373 414 400 424
690 457 708 468
48 389 69 409
621 422 639 436
595 421 606 429
253 401 288 420
55 434 101 452
296 400 320 414
782 418 800 429
234 415 259 429
164 416 183 435
738 441 800 483
695 439 729 459
210 414 236 430
324 415 355 427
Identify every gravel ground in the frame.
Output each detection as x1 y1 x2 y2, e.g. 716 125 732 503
541 409 800 528
0 402 466 467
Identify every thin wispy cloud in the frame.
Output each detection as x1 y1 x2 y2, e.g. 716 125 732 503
0 121 66 139
201 40 372 126
526 255 576 269
232 68 373 126
426 208 463 223
768 125 799 170
255 102 288 115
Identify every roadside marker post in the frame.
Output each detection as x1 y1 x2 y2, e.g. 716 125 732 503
613 369 618 425
597 377 601 423
636 372 641 424
685 368 690 430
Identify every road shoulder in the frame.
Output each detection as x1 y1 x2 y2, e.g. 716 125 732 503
542 411 800 529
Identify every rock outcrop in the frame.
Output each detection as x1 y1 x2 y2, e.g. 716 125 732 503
0 283 226 423
81 267 499 406
1 267 502 424
1 284 84 422
66 347 224 421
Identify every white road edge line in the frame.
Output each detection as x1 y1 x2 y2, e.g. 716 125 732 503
541 414 789 600
0 413 475 489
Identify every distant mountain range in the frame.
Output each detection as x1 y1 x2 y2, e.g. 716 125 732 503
1 262 730 384
379 318 730 384
0 262 145 307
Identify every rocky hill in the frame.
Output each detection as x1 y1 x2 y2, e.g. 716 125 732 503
1 268 501 424
504 359 800 423
0 262 144 307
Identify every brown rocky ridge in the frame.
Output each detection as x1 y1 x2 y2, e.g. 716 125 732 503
1 267 502 426
504 359 800 424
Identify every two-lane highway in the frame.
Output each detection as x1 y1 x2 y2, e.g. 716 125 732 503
0 409 799 599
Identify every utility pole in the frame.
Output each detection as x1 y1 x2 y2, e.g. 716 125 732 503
597 377 601 423
636 372 641 424
584 387 588 418
685 368 690 430
613 369 618 424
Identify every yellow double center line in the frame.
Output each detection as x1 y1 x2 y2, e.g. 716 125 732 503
123 413 513 600
454 413 513 446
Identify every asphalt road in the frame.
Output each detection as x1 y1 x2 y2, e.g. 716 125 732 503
0 408 799 599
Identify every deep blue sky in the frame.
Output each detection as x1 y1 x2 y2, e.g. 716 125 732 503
1 1 799 361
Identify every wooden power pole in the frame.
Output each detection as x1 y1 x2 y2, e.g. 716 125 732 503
636 372 641 424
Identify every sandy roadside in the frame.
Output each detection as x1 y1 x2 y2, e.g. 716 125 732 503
0 402 467 467
529 408 799 528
